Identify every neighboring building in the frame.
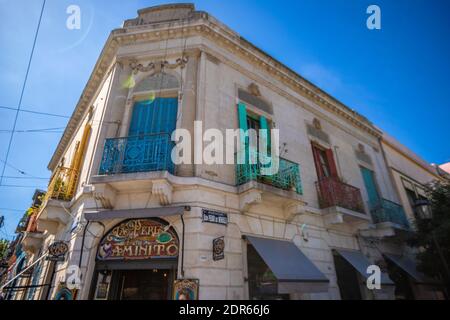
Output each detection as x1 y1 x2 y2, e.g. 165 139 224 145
378 134 448 299
439 162 450 175
5 4 445 300
1 190 46 300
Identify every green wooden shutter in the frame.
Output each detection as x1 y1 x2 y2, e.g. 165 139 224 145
238 102 248 135
237 102 249 163
259 116 271 154
360 167 380 208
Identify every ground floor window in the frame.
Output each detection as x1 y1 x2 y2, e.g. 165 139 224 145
246 244 289 300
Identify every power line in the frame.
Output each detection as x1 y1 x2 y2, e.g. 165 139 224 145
0 158 40 179
1 176 48 180
0 105 120 125
0 0 46 187
0 185 46 189
0 127 65 133
0 208 25 212
0 105 70 119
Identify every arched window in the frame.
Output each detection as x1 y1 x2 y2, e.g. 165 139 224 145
134 72 180 93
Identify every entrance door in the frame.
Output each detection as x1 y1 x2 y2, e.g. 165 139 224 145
333 253 362 300
113 269 173 300
360 166 380 208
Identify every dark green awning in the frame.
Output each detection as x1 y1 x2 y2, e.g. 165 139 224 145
335 249 394 285
384 253 436 284
245 235 329 294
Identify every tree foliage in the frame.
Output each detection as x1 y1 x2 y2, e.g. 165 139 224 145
0 239 9 261
409 180 450 293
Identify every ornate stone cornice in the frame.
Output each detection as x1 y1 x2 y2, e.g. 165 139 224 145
48 12 381 170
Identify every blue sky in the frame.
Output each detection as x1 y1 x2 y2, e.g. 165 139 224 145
0 0 449 239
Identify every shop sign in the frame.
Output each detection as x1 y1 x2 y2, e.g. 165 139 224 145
47 241 69 262
213 237 225 261
94 271 112 300
97 219 179 261
173 279 199 300
54 283 78 300
202 209 228 225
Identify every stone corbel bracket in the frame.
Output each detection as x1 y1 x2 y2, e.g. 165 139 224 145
283 201 307 222
239 189 263 212
152 179 173 206
84 184 116 210
323 212 344 226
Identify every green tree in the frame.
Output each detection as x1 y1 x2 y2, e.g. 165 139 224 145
0 239 9 260
409 180 450 298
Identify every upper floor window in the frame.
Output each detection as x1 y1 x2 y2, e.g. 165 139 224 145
237 102 271 156
311 143 338 180
134 72 179 93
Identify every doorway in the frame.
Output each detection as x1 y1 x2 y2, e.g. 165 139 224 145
92 268 175 300
333 253 362 300
113 269 173 300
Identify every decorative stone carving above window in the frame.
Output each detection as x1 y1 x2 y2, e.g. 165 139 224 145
355 143 373 165
248 83 261 97
238 88 272 114
307 118 330 145
313 118 322 130
129 56 188 74
134 72 180 92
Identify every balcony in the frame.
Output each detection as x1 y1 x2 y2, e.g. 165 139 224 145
235 151 302 194
235 151 305 218
99 133 174 175
20 208 44 253
370 199 409 229
315 177 368 225
45 166 79 202
316 177 365 213
25 209 40 233
36 167 77 235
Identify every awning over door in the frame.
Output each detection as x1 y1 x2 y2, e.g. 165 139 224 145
335 249 394 285
245 236 329 294
84 206 185 221
384 253 435 284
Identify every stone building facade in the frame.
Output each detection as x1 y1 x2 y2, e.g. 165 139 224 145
6 4 446 300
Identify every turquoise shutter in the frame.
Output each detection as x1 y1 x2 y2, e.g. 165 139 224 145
259 116 271 154
128 97 178 136
238 102 248 134
237 103 249 162
128 101 147 136
361 167 380 208
126 97 178 173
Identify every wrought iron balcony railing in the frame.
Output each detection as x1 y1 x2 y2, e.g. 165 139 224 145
45 166 79 202
15 214 30 233
99 133 174 175
370 198 410 228
15 208 40 233
235 151 303 194
316 177 365 213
